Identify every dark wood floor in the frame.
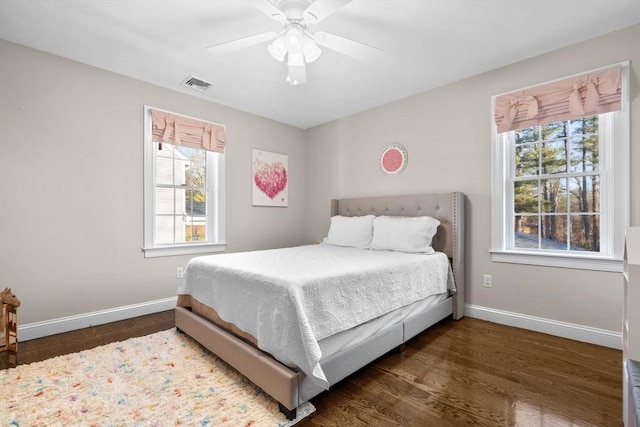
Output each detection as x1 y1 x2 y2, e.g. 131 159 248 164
2 311 622 426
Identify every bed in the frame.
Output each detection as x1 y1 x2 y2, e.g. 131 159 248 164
175 192 465 419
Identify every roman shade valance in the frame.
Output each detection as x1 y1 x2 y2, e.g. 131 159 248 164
150 109 226 153
494 64 622 133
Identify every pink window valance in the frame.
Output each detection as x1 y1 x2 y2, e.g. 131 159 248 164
150 109 226 153
494 64 622 134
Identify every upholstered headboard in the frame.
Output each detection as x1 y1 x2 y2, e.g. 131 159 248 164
331 192 465 319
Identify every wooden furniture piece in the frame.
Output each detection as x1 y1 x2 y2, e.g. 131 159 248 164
176 192 465 419
1 304 18 367
623 227 639 427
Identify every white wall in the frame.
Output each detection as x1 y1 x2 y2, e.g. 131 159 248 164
0 40 306 325
305 24 640 333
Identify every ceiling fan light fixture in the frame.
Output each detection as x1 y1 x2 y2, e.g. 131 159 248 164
287 51 304 67
284 24 304 52
302 37 321 63
287 64 306 85
286 73 295 85
286 51 306 85
267 36 286 62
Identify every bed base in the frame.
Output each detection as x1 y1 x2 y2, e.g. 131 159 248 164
278 403 297 421
175 192 465 419
175 306 301 416
176 297 453 419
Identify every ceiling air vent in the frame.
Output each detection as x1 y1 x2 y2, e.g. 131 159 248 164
181 76 213 93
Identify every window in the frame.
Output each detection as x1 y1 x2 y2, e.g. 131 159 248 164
491 63 629 271
512 116 602 252
143 106 226 258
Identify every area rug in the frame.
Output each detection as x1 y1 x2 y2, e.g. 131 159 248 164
1 329 315 426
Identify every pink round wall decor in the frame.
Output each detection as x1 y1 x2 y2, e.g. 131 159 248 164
379 144 408 175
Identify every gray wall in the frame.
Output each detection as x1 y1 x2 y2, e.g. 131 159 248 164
305 24 640 333
0 40 307 325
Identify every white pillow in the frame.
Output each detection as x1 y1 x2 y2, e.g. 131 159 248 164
370 216 440 254
323 215 375 249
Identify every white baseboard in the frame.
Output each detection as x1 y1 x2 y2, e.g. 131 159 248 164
17 299 621 350
465 304 622 350
19 297 177 341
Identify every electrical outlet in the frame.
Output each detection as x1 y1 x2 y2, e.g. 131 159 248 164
176 267 184 279
483 274 492 288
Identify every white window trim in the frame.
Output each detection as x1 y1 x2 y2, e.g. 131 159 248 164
142 105 226 258
490 62 629 272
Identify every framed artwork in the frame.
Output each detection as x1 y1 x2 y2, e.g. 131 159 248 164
379 143 408 175
252 149 288 207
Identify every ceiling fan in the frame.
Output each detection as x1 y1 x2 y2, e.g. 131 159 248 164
207 0 382 85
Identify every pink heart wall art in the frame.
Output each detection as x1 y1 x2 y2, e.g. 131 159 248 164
252 150 289 207
254 160 287 199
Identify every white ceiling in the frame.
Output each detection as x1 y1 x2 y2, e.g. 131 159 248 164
1 0 638 129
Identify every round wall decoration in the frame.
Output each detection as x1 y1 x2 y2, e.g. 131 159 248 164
379 144 408 175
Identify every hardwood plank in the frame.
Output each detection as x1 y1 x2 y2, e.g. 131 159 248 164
1 312 621 426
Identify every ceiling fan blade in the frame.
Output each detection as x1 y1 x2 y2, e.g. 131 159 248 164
312 31 382 62
303 0 353 24
246 0 287 24
207 31 279 56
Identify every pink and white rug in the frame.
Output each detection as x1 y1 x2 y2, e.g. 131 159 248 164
1 329 314 426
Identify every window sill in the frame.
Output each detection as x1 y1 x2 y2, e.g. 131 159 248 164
143 242 227 258
490 250 623 272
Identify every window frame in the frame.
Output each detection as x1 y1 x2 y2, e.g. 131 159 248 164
490 63 629 272
142 105 226 258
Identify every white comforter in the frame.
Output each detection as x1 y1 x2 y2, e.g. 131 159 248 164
178 244 454 389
